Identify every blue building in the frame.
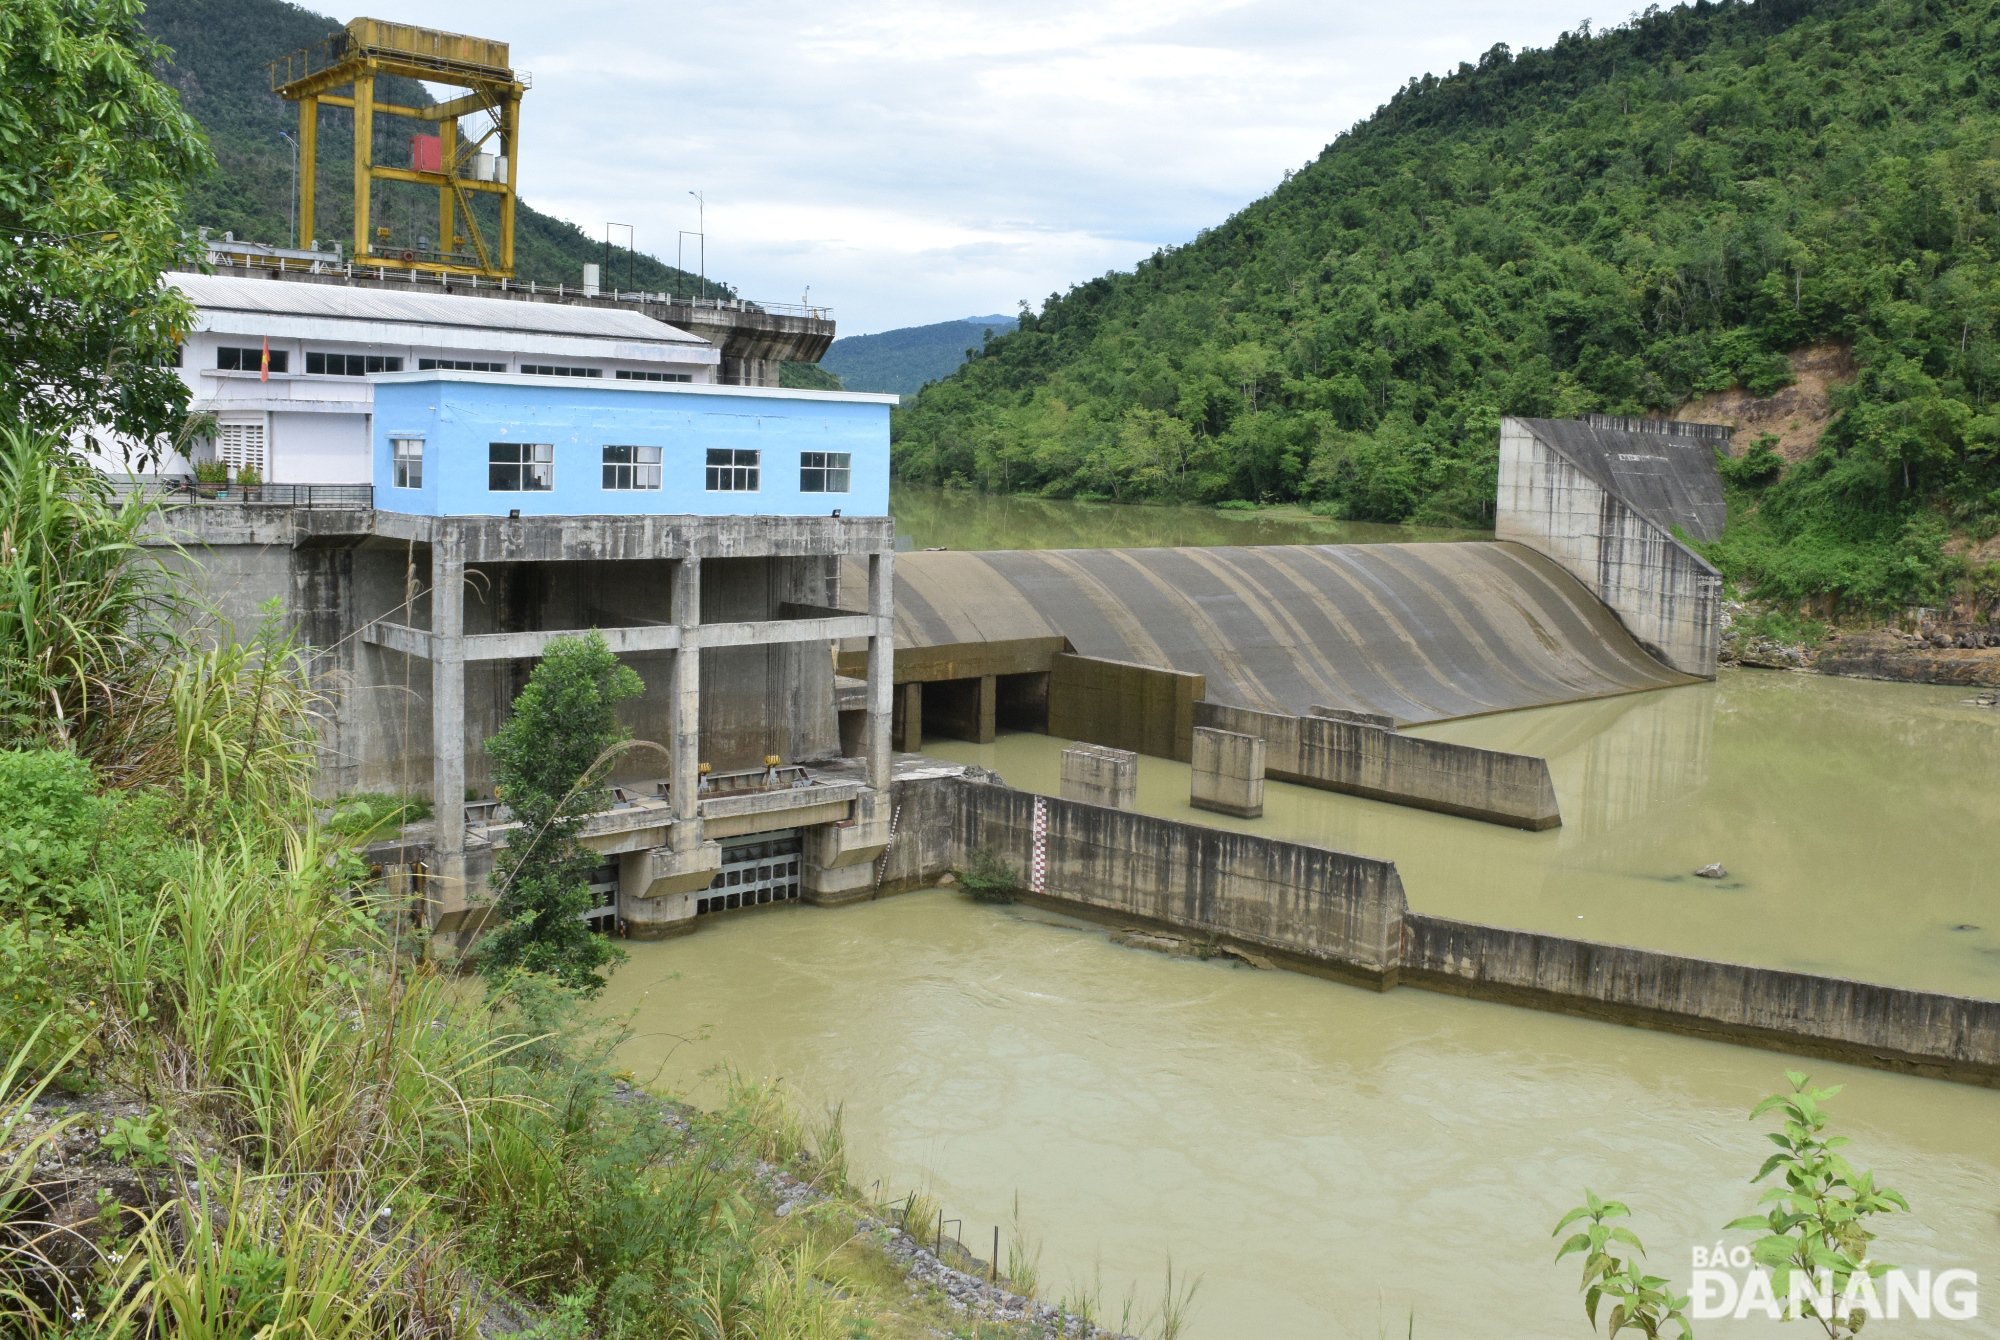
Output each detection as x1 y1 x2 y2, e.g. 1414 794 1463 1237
371 371 894 518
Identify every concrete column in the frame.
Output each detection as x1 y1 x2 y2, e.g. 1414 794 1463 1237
1060 742 1137 810
1191 726 1266 819
670 554 702 853
429 530 467 916
895 680 922 753
865 550 894 787
976 673 997 744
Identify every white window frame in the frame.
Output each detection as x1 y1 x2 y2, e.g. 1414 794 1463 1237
489 442 554 492
392 437 424 489
705 448 760 492
602 444 662 491
799 451 851 494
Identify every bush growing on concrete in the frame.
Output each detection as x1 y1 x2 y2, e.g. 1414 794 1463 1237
477 631 641 994
958 846 1021 902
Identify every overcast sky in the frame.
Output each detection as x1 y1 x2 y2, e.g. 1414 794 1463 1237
394 1 1628 335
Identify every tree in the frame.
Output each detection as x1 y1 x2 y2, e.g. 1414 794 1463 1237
0 0 213 457
477 631 642 993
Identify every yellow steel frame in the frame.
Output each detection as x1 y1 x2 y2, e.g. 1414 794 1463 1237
274 22 524 279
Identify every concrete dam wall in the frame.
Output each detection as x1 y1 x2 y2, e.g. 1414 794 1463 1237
874 773 2000 1088
1497 416 1726 677
877 540 1695 727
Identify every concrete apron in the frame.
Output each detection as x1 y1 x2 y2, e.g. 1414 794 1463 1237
864 775 2000 1090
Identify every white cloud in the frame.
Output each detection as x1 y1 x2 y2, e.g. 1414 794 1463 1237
390 1 1628 333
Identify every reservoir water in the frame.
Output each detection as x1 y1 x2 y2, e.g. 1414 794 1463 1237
923 671 2000 997
599 491 1998 1335
891 483 1489 551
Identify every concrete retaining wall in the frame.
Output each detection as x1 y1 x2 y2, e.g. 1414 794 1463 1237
1194 701 1560 830
863 772 2000 1087
959 779 1406 984
1404 914 2000 1085
1047 653 1204 762
1497 417 1723 678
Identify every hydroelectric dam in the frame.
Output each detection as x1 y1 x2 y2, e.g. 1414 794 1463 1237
831 414 2000 1088
146 393 1999 1086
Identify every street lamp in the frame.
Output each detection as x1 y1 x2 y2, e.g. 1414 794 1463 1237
688 189 705 301
279 131 299 248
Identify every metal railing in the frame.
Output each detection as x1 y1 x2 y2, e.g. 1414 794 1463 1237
204 251 832 321
108 479 375 509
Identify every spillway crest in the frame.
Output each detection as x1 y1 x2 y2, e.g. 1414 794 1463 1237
886 541 1695 724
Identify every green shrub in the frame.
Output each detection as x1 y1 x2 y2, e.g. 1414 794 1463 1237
1719 433 1784 491
959 847 1021 902
0 750 105 1080
324 790 432 840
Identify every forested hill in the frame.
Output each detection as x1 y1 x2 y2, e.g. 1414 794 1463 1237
823 315 1018 395
895 0 2000 614
140 0 726 295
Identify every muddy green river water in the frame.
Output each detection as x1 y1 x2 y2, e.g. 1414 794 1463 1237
596 493 1998 1336
891 483 1488 551
924 671 2000 998
600 894 2000 1338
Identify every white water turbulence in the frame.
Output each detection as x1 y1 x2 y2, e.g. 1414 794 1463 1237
598 893 2000 1338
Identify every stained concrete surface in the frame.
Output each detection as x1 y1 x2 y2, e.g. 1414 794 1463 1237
875 542 1692 724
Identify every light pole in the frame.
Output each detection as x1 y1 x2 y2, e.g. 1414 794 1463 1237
279 131 299 248
688 189 705 301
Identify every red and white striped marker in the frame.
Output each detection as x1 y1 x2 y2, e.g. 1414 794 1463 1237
1030 796 1049 894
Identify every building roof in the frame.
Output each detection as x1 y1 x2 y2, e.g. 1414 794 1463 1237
372 368 898 405
166 271 709 347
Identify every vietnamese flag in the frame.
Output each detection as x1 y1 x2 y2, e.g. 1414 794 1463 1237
260 336 270 382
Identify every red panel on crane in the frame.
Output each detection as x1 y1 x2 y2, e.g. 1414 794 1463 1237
409 134 443 173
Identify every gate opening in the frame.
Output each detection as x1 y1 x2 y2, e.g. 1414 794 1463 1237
696 830 802 916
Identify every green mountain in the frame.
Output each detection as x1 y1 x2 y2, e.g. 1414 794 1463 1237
141 0 729 296
894 0 2000 615
823 315 1018 396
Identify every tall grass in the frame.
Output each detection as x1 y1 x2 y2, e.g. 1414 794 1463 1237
0 426 1015 1340
0 425 318 813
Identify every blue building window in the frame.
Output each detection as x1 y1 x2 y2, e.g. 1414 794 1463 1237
799 451 850 493
603 445 662 491
489 442 553 491
705 448 759 492
392 437 424 488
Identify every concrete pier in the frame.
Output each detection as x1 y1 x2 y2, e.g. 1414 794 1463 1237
1190 727 1265 818
1060 742 1138 810
1194 701 1561 830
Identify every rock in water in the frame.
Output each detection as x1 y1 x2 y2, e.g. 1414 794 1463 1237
1694 863 1728 880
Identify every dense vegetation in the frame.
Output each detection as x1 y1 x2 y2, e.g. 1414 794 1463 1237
896 0 2000 615
824 314 1018 396
0 0 210 454
0 435 1043 1337
140 0 731 295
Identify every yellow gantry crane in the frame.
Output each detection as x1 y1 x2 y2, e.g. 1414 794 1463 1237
270 18 526 279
